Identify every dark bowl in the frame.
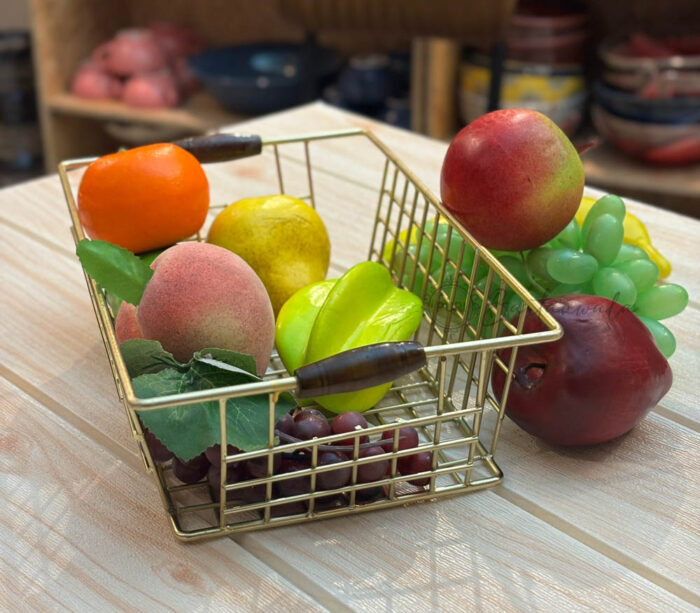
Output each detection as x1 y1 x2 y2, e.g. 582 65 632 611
188 43 343 115
592 103 700 165
335 54 395 108
594 81 700 124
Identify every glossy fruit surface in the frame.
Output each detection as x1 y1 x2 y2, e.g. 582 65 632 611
440 109 584 251
331 412 369 447
576 195 671 277
275 262 422 413
208 195 330 314
78 143 209 254
491 294 672 446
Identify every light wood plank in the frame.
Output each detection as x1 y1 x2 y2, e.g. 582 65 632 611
492 411 699 595
48 92 241 133
662 306 700 427
5 166 695 446
239 488 697 613
1 102 699 610
0 175 78 255
0 223 135 454
0 377 327 613
4 194 697 610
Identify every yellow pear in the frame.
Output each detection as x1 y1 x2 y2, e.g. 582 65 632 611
207 195 330 314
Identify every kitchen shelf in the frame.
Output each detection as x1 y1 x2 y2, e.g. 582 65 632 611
47 92 241 133
29 0 517 169
583 143 700 219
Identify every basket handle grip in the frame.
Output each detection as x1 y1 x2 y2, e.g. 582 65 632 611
171 133 263 163
295 341 426 399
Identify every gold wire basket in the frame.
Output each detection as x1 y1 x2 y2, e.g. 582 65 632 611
58 128 561 541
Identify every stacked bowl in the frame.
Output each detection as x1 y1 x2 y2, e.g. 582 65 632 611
593 34 700 165
460 1 589 136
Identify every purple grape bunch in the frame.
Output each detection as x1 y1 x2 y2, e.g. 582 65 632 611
147 408 433 513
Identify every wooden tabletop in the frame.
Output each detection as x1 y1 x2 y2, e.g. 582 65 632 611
1 102 698 612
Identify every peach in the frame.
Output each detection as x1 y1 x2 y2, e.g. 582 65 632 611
115 302 144 343
137 242 274 374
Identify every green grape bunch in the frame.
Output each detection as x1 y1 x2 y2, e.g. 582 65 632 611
390 195 688 358
497 194 688 357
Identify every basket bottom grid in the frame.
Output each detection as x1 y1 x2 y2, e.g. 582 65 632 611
143 357 504 540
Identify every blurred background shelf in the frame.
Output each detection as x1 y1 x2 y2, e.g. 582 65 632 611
26 0 516 169
583 143 700 219
47 91 242 133
2 0 698 218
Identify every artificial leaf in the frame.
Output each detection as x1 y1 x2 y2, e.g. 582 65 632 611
76 238 153 305
103 287 123 317
120 339 182 378
133 356 294 461
101 250 163 317
188 359 258 391
223 393 294 451
134 370 218 459
192 348 258 378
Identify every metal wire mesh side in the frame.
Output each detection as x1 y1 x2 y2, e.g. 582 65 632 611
58 129 561 541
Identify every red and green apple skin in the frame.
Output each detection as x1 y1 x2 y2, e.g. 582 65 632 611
440 109 585 252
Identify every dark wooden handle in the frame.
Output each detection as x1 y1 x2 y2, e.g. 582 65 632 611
171 134 263 163
295 342 426 399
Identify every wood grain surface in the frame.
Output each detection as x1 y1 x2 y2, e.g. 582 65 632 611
1 101 698 612
0 378 327 612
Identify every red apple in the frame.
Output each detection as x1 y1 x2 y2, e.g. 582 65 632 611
491 294 672 446
440 109 584 251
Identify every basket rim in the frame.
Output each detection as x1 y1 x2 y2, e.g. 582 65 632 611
57 127 562 412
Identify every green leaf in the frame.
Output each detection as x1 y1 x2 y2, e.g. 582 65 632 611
102 250 163 316
120 339 182 378
77 239 153 305
134 370 219 459
188 359 259 390
103 288 123 317
192 348 258 378
132 353 294 461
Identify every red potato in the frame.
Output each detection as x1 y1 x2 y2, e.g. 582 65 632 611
102 29 167 77
70 62 122 100
90 42 113 71
149 22 204 58
122 70 180 108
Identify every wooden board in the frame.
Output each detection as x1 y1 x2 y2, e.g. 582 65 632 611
48 92 241 134
1 101 698 610
240 493 697 613
0 377 327 612
583 143 700 220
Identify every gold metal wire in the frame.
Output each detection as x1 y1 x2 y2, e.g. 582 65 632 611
58 128 562 541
